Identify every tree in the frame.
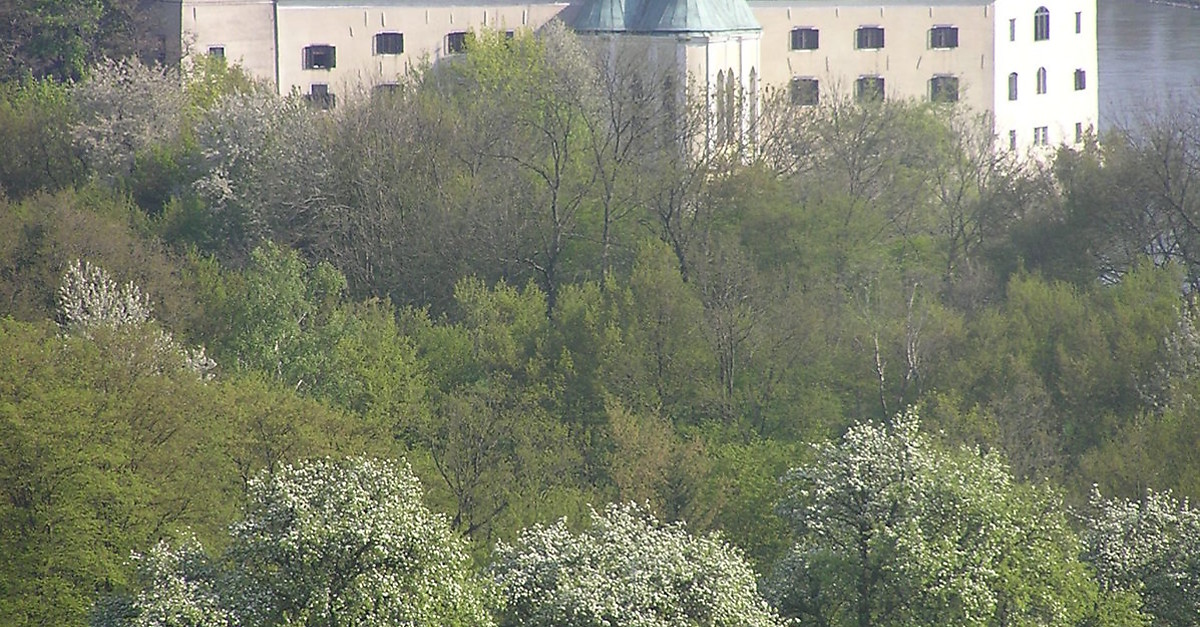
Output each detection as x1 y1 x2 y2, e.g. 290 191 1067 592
91 535 234 627
490 502 783 627
1084 487 1200 627
227 457 492 627
438 25 601 311
406 278 589 545
0 78 83 199
72 58 188 189
0 0 160 83
100 457 494 627
191 88 333 261
768 410 1139 627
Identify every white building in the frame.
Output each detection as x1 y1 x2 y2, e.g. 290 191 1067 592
155 0 1097 154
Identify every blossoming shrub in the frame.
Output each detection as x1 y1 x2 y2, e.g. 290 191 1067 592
490 502 782 627
97 457 493 627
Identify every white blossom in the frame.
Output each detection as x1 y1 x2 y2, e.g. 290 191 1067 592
91 534 233 627
491 501 783 627
227 456 494 627
59 259 154 332
58 259 216 379
1084 487 1200 626
72 58 187 186
769 409 1102 626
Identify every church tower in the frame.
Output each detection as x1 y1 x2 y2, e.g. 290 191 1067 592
568 0 762 149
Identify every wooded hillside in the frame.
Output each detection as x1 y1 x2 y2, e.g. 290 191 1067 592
2 26 1200 627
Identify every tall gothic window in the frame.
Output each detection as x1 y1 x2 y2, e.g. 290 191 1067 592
1034 7 1050 41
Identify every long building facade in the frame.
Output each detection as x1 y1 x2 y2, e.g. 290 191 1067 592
158 0 1097 154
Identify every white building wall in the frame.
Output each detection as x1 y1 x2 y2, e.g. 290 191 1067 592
751 2 996 113
683 32 760 147
171 0 1099 158
992 0 1098 154
182 0 278 83
274 1 570 98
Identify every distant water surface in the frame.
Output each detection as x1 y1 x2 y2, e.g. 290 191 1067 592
1099 0 1200 130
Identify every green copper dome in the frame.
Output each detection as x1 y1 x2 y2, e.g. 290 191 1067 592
570 0 760 33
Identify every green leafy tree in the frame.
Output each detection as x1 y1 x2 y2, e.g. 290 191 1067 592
768 410 1140 627
490 502 783 627
0 0 159 82
406 278 590 545
0 318 232 627
0 78 83 198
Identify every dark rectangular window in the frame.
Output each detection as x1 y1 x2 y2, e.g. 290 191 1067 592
930 75 959 102
1075 122 1083 143
1008 72 1018 100
790 27 819 50
305 84 335 109
447 31 469 54
207 46 225 59
373 83 400 97
374 32 404 55
1075 11 1082 34
1074 68 1086 90
930 26 958 49
303 45 336 70
790 77 819 106
855 76 885 102
1009 129 1017 150
855 26 885 50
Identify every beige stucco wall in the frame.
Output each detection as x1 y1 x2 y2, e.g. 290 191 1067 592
183 0 279 83
274 2 570 97
751 2 996 112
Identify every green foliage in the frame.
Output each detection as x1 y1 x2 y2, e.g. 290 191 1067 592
0 77 83 198
0 0 108 81
405 278 590 546
0 187 215 332
964 266 1180 481
0 318 231 626
7 30 1200 626
768 410 1139 627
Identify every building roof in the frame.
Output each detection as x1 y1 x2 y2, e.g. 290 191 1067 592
570 0 760 33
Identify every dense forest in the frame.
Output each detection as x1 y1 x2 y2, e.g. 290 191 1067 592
3 14 1200 627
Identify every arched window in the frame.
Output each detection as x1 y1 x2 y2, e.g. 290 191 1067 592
715 71 726 145
1008 72 1018 100
1036 67 1047 94
748 68 759 136
726 69 737 145
1034 7 1050 41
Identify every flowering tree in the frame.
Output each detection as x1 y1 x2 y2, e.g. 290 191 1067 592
97 457 493 627
58 259 215 378
768 410 1140 627
1084 487 1200 627
490 502 782 627
92 535 234 627
72 58 187 186
192 88 334 260
227 456 493 627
